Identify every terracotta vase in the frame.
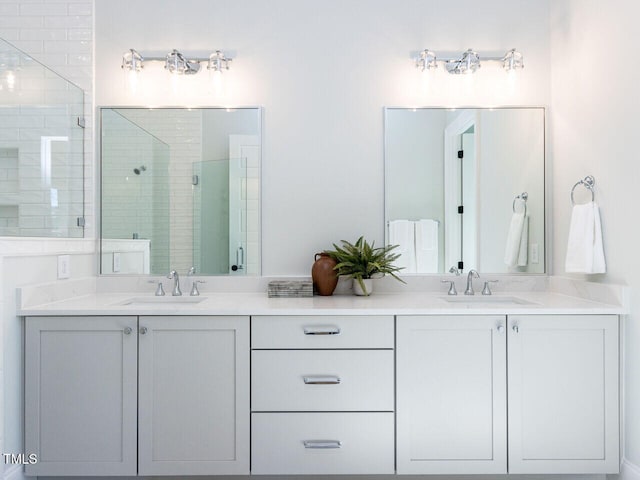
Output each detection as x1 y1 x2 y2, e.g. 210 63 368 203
311 253 338 296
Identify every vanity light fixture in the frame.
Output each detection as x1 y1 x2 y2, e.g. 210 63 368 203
415 48 524 74
122 48 143 73
121 48 233 77
207 50 232 73
502 48 524 72
165 49 200 75
415 49 438 71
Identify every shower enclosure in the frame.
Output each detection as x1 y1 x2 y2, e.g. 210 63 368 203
0 37 85 238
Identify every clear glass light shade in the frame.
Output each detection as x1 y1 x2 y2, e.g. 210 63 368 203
165 49 188 74
122 49 143 72
416 49 438 72
445 49 481 75
207 51 231 73
502 49 524 71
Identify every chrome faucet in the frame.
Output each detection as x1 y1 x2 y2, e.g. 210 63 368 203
449 266 461 276
464 269 480 295
187 266 203 296
167 270 182 296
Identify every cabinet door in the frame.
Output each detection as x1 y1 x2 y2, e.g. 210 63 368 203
396 315 507 474
25 316 138 476
508 314 619 474
138 315 250 475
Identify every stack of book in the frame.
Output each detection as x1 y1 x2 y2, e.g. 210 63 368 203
267 280 313 298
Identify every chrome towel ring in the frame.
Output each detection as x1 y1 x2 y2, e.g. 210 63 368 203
513 192 528 215
570 175 595 205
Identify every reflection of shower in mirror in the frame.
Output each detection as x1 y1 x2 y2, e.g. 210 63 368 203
133 165 146 175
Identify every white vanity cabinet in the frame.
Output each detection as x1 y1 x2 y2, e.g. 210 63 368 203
24 315 250 477
397 314 620 476
25 316 138 476
507 314 619 474
138 315 250 476
251 315 395 475
396 315 507 474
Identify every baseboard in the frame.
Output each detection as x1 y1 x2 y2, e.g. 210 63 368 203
615 459 640 480
3 464 25 480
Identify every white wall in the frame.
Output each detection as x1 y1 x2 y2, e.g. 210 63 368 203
549 0 640 475
95 0 551 275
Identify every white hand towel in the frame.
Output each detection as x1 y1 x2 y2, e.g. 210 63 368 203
415 219 439 273
517 215 529 267
565 202 606 274
389 219 416 273
504 212 525 267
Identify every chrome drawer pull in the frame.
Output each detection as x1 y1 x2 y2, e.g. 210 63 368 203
303 325 341 336
303 440 342 449
303 375 341 385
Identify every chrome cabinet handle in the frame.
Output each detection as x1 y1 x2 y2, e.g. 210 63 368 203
303 440 342 449
497 325 505 334
140 326 148 335
303 375 341 385
512 325 519 333
303 325 341 335
123 327 132 335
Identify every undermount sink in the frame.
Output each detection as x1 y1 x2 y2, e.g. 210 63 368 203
441 295 538 305
116 296 208 306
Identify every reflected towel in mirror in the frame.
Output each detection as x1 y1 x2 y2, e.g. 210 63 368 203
565 202 606 274
415 219 439 273
504 212 527 267
517 215 529 266
388 220 416 273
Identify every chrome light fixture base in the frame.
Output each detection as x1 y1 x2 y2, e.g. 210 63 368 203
121 48 232 77
415 48 523 75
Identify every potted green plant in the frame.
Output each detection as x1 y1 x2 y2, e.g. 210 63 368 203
324 236 405 296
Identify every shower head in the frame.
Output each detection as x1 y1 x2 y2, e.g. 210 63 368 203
133 165 147 175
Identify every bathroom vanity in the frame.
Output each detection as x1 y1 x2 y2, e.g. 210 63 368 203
19 284 623 477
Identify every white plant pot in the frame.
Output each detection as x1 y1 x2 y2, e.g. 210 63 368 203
352 278 373 296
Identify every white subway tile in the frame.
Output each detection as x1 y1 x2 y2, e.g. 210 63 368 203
67 3 91 16
0 16 43 28
44 15 91 29
20 3 68 16
19 28 66 41
0 4 19 16
66 28 91 41
0 28 19 41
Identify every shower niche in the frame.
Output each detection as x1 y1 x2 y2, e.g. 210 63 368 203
100 107 261 276
0 37 85 238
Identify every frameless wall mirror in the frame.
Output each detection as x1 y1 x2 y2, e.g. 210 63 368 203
100 107 261 276
385 107 545 274
0 37 85 237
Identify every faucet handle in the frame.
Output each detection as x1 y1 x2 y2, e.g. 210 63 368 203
154 281 165 296
482 280 499 296
187 266 196 276
190 280 205 296
441 279 458 296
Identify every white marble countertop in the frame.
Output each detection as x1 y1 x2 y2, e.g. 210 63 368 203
18 290 626 317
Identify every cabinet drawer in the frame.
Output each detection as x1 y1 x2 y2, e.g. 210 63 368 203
251 412 394 474
251 315 393 349
252 350 394 411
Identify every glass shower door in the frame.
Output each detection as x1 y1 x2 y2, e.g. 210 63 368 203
193 157 247 275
